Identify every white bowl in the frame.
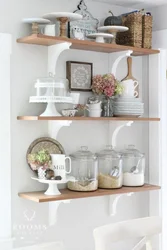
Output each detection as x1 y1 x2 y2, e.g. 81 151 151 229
62 109 77 117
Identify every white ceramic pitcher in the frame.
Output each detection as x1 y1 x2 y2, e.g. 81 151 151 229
50 154 71 179
121 79 139 97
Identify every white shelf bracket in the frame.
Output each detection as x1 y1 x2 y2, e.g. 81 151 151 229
109 192 134 216
111 50 133 76
110 121 134 148
49 200 71 226
48 120 72 139
48 42 72 75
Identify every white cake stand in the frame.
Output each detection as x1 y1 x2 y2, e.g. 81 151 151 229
29 96 73 116
98 26 129 44
43 12 82 37
32 176 75 195
87 33 114 43
22 18 50 34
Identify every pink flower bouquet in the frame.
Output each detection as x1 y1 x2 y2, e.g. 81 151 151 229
92 73 123 98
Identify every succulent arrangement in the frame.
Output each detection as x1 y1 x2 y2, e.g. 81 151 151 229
28 149 51 170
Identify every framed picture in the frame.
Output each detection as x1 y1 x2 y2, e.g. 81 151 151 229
66 61 93 91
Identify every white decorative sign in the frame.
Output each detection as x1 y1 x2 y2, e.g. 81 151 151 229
68 0 99 40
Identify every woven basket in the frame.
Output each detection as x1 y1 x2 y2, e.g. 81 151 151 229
142 15 153 49
116 12 143 48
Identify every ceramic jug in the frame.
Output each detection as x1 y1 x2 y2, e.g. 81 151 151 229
50 154 71 179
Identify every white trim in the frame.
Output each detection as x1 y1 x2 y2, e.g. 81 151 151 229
0 33 12 241
149 49 167 250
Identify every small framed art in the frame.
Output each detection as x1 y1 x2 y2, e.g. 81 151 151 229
66 61 93 91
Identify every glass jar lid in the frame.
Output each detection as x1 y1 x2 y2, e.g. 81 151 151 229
70 146 96 159
97 145 121 159
121 145 144 158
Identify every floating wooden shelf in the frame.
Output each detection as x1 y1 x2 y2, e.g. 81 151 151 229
17 34 160 56
18 184 161 203
17 116 160 121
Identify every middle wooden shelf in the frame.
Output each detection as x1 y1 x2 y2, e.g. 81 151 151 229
17 116 160 121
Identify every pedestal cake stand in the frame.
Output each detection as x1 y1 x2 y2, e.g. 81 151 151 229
87 33 114 43
98 26 129 44
30 95 73 116
32 176 75 196
22 18 50 34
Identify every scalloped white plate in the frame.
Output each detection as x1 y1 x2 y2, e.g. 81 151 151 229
29 96 73 104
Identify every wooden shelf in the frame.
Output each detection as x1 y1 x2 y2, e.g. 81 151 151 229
18 184 161 203
17 34 160 56
17 116 160 121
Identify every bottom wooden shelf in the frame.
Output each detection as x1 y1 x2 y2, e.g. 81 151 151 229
18 184 160 203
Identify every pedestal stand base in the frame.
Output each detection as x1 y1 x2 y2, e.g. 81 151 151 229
40 102 61 116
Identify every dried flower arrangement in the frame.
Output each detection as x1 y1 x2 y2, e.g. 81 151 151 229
92 73 123 98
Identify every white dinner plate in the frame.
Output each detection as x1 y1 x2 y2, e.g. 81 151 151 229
22 18 51 24
43 12 83 21
114 97 142 102
98 26 129 33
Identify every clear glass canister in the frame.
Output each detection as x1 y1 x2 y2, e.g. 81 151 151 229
121 145 145 187
97 146 123 189
67 146 98 192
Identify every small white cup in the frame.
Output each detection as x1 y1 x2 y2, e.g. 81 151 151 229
50 154 71 179
121 79 139 98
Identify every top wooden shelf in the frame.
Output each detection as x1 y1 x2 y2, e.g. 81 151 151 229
17 34 160 56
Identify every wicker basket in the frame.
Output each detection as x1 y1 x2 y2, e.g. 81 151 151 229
116 12 143 48
142 15 153 49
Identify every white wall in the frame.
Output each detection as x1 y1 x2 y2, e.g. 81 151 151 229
150 4 167 31
0 1 152 249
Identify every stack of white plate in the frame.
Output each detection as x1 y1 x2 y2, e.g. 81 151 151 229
113 97 144 117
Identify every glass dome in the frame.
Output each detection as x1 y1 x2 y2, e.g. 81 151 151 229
34 74 69 97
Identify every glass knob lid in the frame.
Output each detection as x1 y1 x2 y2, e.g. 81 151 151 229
70 146 96 159
121 144 144 158
97 145 121 158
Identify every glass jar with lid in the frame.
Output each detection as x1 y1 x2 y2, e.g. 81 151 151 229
121 145 145 187
97 145 123 189
67 146 98 192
